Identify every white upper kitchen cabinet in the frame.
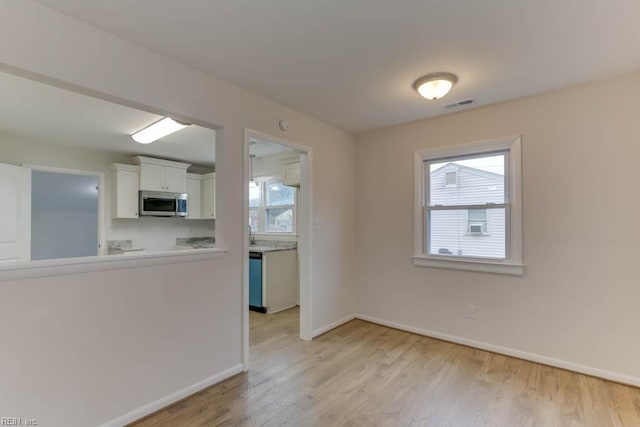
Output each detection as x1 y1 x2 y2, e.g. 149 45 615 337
283 164 301 187
109 164 140 219
186 173 202 219
133 156 190 193
0 163 31 263
280 155 301 187
201 172 216 219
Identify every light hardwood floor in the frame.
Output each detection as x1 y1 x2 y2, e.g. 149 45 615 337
131 307 640 426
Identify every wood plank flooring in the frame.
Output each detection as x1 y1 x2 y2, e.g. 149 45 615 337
131 307 640 426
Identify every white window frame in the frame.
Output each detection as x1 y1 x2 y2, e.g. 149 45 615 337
413 135 524 275
249 176 297 236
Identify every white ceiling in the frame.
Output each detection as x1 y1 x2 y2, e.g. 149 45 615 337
34 1 640 133
0 72 216 167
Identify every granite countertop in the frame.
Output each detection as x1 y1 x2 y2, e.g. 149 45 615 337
107 239 145 255
176 237 215 249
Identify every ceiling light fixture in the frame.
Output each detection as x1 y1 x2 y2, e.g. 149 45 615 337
249 154 259 188
131 117 190 144
413 72 458 100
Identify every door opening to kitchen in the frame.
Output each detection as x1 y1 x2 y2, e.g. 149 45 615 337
30 168 102 260
245 130 311 364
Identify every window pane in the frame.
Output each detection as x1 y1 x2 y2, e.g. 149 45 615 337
249 209 259 232
467 208 487 234
249 185 261 208
265 207 293 233
266 180 295 207
428 208 505 259
428 153 505 206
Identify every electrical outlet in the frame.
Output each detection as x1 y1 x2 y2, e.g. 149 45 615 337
466 304 477 319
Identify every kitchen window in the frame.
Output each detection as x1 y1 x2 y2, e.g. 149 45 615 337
413 136 523 275
249 177 296 234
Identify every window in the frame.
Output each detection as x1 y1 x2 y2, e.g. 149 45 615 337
413 136 523 275
445 170 457 186
467 209 487 234
249 177 296 234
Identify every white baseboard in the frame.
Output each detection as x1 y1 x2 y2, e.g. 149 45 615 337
356 314 640 388
98 363 244 427
312 314 357 338
268 304 298 315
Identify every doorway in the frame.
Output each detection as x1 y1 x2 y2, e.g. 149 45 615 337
30 167 104 260
243 129 313 368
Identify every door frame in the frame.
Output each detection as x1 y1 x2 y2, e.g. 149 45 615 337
243 129 314 369
25 164 106 256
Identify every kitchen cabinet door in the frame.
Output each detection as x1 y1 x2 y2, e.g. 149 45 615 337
139 163 164 192
264 250 297 313
201 173 216 219
0 163 30 263
109 164 140 219
186 174 202 219
283 164 301 187
164 166 187 193
134 156 189 193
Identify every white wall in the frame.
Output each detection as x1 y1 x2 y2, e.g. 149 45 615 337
355 71 640 384
0 1 356 426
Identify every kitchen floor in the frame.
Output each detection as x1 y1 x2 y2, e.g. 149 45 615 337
131 307 640 426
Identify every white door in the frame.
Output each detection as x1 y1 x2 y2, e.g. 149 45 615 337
0 163 31 263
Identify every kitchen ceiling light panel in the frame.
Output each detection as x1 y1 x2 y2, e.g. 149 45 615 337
131 117 189 144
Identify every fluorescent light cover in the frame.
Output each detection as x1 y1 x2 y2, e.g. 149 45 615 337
132 117 189 144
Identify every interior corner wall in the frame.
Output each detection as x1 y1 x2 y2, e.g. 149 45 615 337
354 71 640 383
0 1 357 425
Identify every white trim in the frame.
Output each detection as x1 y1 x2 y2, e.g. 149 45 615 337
268 304 298 315
0 248 228 281
131 155 191 170
252 233 298 242
414 135 523 274
412 256 524 276
243 129 315 373
97 363 244 427
356 314 640 388
312 314 357 338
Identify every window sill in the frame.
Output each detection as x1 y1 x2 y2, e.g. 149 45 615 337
0 248 229 281
412 255 524 276
253 233 298 241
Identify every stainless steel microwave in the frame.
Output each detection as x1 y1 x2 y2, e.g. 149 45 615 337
139 191 188 217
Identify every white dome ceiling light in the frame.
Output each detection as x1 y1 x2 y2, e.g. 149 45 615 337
413 72 458 101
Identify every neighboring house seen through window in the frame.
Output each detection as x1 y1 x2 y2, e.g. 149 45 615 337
413 136 523 275
467 209 487 234
445 170 457 186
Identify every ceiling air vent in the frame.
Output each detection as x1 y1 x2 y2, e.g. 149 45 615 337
445 98 474 109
